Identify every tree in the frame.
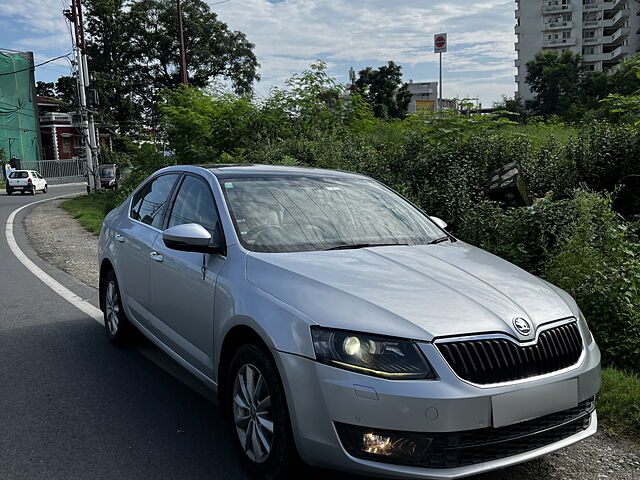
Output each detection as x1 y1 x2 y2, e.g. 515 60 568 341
354 61 412 119
84 0 259 134
36 81 55 97
128 0 259 94
85 0 145 133
55 76 77 105
607 54 640 95
525 50 583 116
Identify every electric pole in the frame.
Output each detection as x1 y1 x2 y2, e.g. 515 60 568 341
177 0 188 85
65 0 100 192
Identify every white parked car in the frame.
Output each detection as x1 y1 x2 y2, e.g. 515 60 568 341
6 170 48 195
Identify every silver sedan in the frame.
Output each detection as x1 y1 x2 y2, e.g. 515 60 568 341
98 164 600 479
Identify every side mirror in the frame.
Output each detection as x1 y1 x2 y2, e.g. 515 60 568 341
163 223 224 255
430 216 448 230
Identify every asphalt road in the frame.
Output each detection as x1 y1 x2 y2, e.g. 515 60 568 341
0 185 253 480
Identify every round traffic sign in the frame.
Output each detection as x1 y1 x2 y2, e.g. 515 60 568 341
435 36 446 48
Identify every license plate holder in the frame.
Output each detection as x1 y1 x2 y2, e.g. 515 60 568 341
14 186 23 190
491 379 578 428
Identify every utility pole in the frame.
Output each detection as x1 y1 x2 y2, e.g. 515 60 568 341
65 0 100 192
177 0 188 85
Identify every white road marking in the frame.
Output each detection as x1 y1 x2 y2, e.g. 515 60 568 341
5 194 104 325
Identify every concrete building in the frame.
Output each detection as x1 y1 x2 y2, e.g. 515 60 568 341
38 97 84 162
515 0 640 100
407 81 439 112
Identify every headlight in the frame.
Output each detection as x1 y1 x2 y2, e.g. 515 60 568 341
311 327 435 380
578 310 594 345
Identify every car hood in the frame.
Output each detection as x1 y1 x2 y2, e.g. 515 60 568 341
246 242 576 342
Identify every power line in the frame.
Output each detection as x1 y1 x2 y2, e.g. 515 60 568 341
0 54 72 77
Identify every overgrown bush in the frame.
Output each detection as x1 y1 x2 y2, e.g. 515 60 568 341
544 191 640 372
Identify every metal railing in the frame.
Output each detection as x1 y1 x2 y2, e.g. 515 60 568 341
34 159 86 178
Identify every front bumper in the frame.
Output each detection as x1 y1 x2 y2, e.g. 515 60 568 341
272 339 600 479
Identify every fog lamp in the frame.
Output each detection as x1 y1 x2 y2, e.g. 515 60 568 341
362 433 392 455
336 423 432 466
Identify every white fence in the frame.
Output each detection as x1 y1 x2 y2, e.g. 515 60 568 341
29 159 86 179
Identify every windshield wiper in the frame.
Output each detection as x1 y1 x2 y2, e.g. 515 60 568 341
323 243 409 251
427 236 451 245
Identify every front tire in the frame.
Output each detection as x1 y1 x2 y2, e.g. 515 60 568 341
42 184 48 193
102 270 131 346
227 344 300 479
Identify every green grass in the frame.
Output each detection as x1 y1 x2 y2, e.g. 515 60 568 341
598 368 640 441
61 193 114 235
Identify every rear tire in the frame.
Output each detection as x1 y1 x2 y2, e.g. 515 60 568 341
30 187 36 195
226 344 300 479
101 270 132 346
6 189 11 196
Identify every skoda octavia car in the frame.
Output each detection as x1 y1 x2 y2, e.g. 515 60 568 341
98 165 600 479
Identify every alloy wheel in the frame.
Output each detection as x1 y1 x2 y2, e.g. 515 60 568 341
232 364 274 464
105 280 120 336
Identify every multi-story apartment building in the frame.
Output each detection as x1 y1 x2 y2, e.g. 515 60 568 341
515 0 640 100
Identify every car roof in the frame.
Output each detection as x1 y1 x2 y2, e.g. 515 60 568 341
201 164 365 180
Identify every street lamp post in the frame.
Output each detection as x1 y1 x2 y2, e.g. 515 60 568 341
8 138 16 162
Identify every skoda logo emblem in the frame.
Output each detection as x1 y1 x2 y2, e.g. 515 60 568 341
513 317 532 336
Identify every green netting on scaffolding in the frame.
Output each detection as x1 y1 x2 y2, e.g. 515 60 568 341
0 51 41 169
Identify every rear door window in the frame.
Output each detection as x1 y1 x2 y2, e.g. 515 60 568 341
130 174 180 229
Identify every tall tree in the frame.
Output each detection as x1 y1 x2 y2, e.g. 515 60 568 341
36 81 55 97
525 50 583 116
128 0 259 94
354 61 412 119
84 0 259 133
55 76 77 105
85 0 143 132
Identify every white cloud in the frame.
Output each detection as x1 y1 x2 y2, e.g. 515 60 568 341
0 0 518 103
212 0 517 103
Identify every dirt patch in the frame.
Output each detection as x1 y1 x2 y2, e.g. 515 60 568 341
24 199 99 289
473 429 640 480
22 199 640 480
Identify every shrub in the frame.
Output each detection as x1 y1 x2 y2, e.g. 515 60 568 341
544 191 640 371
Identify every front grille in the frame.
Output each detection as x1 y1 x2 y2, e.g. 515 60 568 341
436 321 583 385
336 397 595 469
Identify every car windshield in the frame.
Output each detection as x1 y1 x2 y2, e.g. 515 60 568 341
100 167 114 177
220 175 445 253
9 171 28 179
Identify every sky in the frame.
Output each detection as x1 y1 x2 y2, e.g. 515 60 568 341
0 0 517 106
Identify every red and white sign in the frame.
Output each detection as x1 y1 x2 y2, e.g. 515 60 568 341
434 33 448 53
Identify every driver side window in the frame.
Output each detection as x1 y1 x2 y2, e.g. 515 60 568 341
168 175 222 245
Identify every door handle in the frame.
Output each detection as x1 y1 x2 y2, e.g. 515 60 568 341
150 251 164 262
114 234 125 243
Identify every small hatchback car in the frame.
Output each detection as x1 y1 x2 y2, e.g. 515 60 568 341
98 165 600 479
6 170 48 195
